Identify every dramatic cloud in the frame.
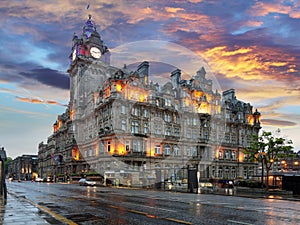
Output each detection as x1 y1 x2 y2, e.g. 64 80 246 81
19 68 69 90
1 0 300 157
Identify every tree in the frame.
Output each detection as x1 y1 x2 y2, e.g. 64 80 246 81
245 129 293 189
4 157 12 175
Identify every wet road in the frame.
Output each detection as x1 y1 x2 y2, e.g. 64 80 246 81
6 181 300 225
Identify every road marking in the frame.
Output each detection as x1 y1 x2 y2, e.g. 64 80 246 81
227 219 253 225
128 209 148 216
126 206 192 224
125 202 177 212
165 217 193 224
25 198 78 225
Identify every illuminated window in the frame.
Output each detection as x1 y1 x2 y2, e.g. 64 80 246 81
125 141 130 152
219 151 223 159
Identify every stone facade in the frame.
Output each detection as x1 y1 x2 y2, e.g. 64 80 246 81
38 16 261 187
7 155 38 181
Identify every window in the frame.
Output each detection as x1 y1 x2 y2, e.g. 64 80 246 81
100 141 104 153
224 167 229 178
144 122 148 134
133 107 139 116
192 129 197 140
218 166 223 178
165 127 171 136
125 141 130 152
185 147 191 156
121 105 126 114
164 113 171 122
193 147 197 157
193 117 197 125
187 129 191 138
164 145 171 155
232 167 236 178
121 120 126 131
225 150 230 159
218 151 223 159
174 145 180 156
131 121 139 134
143 109 148 117
231 151 236 160
107 141 111 152
165 98 171 107
155 145 161 154
155 124 162 135
132 140 142 152
174 127 179 137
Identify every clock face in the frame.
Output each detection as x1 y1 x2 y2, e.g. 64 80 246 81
90 47 101 59
72 49 77 61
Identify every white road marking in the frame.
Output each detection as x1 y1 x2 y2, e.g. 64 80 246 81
227 219 254 225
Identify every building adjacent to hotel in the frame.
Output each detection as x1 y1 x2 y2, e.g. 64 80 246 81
38 16 261 188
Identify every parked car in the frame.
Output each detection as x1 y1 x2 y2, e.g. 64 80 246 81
35 177 43 182
79 178 96 186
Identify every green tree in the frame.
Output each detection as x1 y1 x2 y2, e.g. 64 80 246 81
245 129 293 189
4 157 12 175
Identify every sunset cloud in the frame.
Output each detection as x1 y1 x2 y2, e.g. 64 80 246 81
16 96 67 107
1 0 300 157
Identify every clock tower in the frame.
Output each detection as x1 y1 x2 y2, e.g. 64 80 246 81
70 15 110 63
68 15 113 121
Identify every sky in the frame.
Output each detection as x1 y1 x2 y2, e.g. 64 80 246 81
0 0 299 159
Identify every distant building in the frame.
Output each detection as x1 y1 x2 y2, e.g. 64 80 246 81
7 155 38 181
38 16 261 187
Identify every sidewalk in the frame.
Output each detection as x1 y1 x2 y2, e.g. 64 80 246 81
0 192 54 225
